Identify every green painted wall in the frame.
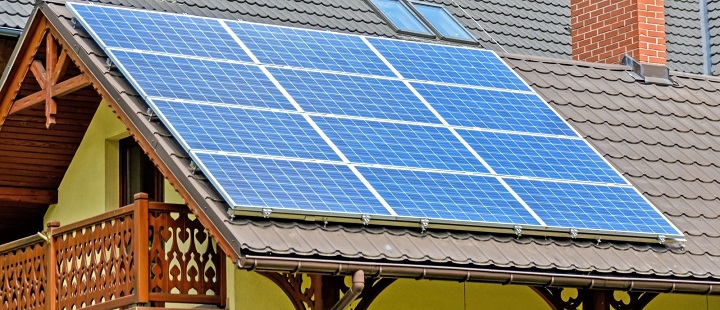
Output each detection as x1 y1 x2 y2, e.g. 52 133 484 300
646 293 720 310
235 270 295 309
44 103 127 226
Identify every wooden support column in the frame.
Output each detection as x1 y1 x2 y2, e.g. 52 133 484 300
133 193 150 305
45 220 60 310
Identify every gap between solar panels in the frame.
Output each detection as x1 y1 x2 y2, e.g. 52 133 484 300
67 2 685 246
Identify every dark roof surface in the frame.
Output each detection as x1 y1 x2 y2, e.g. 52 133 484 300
1 0 715 74
31 0 720 283
0 0 33 31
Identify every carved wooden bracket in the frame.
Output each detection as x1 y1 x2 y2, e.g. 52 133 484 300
533 287 583 310
7 29 90 128
533 287 658 310
260 272 395 310
608 292 658 310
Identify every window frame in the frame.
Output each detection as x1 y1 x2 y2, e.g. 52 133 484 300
406 0 478 44
367 0 477 44
119 137 164 207
366 0 436 38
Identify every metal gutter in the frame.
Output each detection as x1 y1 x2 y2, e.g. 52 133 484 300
238 255 720 295
700 0 712 75
0 26 22 37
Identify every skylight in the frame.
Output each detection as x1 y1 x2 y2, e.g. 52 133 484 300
409 1 475 41
369 0 433 36
369 0 475 42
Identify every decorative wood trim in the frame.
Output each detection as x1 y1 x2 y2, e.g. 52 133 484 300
608 292 658 310
532 287 583 310
0 19 47 128
259 272 309 310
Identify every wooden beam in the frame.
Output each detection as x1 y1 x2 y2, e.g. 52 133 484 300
45 34 57 128
52 50 69 83
0 20 47 128
0 186 57 205
10 74 90 115
29 60 47 89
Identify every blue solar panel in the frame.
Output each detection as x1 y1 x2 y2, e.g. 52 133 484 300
112 50 295 110
69 2 684 240
226 21 396 77
458 130 625 184
152 100 340 161
195 153 392 215
358 167 539 224
413 83 576 136
68 4 253 62
367 37 530 91
270 68 440 124
313 116 489 173
506 179 678 234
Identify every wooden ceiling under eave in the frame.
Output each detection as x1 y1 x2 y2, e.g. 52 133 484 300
0 15 100 244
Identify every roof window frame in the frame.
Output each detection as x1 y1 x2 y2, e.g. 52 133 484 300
366 0 436 38
406 0 478 44
367 0 477 44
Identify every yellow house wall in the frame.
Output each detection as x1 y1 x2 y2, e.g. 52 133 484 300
44 103 127 225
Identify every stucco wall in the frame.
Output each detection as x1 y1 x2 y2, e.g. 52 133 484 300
44 102 127 225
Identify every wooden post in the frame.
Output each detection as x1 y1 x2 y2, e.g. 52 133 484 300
45 221 60 310
219 254 227 308
133 193 150 305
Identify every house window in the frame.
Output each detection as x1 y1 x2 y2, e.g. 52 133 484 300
369 0 476 42
120 137 163 206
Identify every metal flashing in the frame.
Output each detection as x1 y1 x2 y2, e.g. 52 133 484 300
621 55 674 86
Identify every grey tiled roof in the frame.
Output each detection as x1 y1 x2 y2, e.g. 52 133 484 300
1 0 711 74
0 0 33 30
29 0 720 283
666 0 704 74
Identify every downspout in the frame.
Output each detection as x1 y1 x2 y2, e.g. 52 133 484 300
700 0 712 75
330 270 365 310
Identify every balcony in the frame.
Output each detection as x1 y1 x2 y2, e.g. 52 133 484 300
0 193 226 309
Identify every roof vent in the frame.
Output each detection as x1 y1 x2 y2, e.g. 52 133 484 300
621 55 673 86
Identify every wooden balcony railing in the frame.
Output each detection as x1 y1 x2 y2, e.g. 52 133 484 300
0 193 226 310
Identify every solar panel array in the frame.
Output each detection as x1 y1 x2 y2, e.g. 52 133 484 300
68 3 683 240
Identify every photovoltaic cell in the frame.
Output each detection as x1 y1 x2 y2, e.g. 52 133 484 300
270 68 440 124
505 178 678 234
358 167 540 224
313 116 489 173
458 130 625 184
226 21 396 77
367 37 530 91
195 153 392 215
112 50 295 110
413 82 576 136
152 100 340 161
68 4 253 62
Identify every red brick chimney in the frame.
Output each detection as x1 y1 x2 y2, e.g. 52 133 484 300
571 0 666 65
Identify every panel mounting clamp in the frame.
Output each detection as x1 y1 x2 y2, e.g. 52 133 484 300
105 57 115 70
361 214 371 225
420 218 430 233
261 208 272 218
513 225 522 237
226 208 235 220
188 160 199 175
146 108 158 122
657 235 666 245
569 228 578 239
